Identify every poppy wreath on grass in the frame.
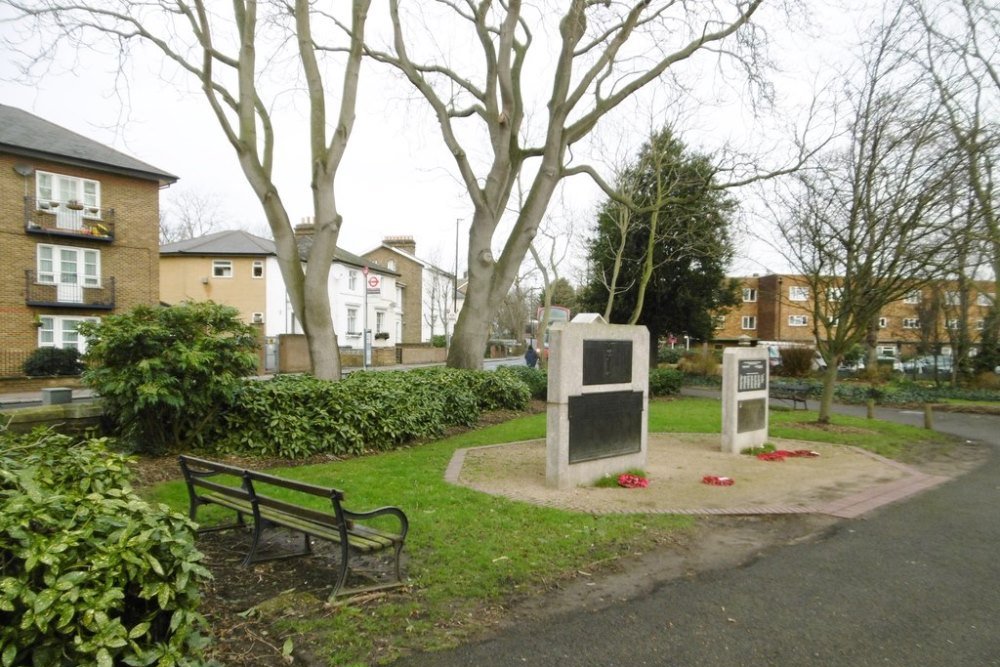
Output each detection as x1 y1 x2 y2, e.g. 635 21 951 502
618 474 649 488
702 475 735 486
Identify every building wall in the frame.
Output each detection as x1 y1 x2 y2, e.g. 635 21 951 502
160 255 268 323
1 153 162 374
364 247 423 343
714 273 997 358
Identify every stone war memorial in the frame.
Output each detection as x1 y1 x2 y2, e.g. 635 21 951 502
546 314 649 489
721 346 770 453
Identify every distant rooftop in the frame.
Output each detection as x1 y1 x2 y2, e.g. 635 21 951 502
0 104 177 185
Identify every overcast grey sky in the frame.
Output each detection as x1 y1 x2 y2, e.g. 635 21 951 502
0 1 869 279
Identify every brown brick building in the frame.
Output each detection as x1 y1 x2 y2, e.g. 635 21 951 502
0 104 176 379
714 273 996 360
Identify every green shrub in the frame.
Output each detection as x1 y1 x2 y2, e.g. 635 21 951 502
79 301 259 453
500 365 548 400
213 368 530 458
431 335 447 348
677 349 719 376
777 346 814 377
657 347 684 364
0 428 211 667
22 347 83 377
649 368 683 396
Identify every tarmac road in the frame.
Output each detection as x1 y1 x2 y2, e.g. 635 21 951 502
395 403 1000 666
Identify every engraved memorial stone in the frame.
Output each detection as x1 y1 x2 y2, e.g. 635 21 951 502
568 391 643 463
738 359 767 392
737 398 767 433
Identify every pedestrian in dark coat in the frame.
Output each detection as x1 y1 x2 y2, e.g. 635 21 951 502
525 346 539 368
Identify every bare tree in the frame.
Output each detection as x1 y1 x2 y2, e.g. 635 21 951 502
773 3 961 422
159 187 230 245
907 0 1000 373
364 1 782 369
528 215 575 367
2 0 372 380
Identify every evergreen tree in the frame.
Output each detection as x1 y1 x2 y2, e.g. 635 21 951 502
578 127 739 358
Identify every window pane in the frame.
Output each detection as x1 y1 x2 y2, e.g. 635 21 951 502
58 176 80 202
37 173 52 201
83 180 99 207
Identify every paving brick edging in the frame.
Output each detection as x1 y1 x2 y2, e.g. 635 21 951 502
444 440 949 519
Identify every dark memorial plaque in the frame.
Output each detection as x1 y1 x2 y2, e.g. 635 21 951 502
737 398 766 433
737 359 768 392
568 391 643 463
583 340 633 385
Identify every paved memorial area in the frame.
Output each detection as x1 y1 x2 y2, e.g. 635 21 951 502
447 433 950 519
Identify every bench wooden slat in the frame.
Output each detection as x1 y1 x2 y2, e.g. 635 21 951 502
178 454 408 599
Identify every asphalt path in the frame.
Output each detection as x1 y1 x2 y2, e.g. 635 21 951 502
395 401 1000 667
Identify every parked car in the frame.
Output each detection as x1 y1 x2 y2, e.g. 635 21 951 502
903 355 953 373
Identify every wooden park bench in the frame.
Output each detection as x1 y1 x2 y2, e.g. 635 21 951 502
178 454 409 599
769 383 810 410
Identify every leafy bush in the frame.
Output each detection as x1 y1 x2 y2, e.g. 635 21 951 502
777 346 815 377
0 428 211 667
431 335 447 348
649 368 683 396
657 347 684 364
500 365 548 400
213 368 530 458
22 347 83 377
677 349 719 376
79 302 259 453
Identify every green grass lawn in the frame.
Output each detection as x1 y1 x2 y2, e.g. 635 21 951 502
146 397 955 666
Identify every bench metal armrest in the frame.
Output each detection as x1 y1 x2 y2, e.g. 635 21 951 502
342 506 409 540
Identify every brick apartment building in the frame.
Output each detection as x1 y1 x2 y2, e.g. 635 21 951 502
0 104 176 382
715 273 997 360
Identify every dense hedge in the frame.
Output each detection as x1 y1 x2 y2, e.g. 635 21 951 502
768 378 1000 405
0 429 211 667
211 367 531 458
649 368 684 396
495 365 547 400
22 347 84 377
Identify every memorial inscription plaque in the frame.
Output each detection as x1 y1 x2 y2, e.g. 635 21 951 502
737 398 767 433
582 340 633 385
568 391 642 463
737 359 768 392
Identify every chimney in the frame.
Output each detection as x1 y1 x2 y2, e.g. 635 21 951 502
294 216 315 237
384 235 416 255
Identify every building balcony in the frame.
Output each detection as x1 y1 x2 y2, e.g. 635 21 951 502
25 271 116 310
24 196 116 243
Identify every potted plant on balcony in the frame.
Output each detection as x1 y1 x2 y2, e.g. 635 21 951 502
66 200 85 211
374 331 390 341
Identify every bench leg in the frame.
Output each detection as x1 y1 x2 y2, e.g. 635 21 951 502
242 522 314 566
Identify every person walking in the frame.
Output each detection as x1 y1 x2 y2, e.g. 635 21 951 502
524 346 539 368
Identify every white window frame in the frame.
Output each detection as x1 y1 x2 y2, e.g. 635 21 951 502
37 244 101 288
827 287 843 302
715 315 726 327
788 314 808 327
212 260 233 278
348 271 358 291
251 312 264 324
742 288 757 303
346 307 359 335
38 315 99 352
396 286 404 313
740 315 756 330
975 319 985 330
878 317 888 328
902 318 920 329
375 310 386 333
946 319 960 330
36 171 101 213
976 293 994 307
789 286 809 302
903 290 921 304
877 346 897 358
252 260 264 279
944 290 961 306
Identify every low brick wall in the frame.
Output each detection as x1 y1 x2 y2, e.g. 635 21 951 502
0 375 83 394
399 345 447 365
0 402 104 435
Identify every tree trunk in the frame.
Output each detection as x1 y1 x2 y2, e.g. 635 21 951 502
817 364 839 424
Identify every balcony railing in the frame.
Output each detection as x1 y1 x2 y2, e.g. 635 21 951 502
25 270 116 310
24 196 116 242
